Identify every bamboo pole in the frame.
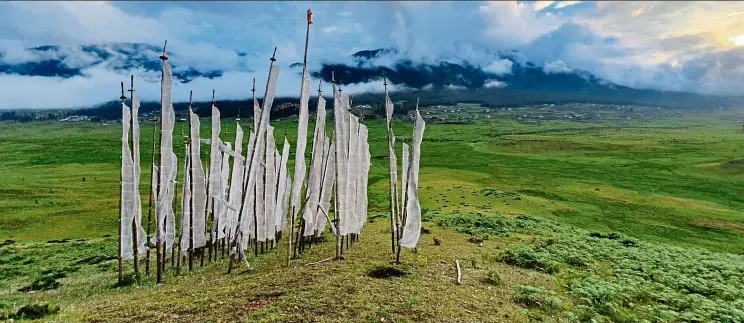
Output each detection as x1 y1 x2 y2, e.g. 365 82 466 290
127 76 141 278
228 47 278 274
287 8 313 266
188 92 195 272
177 134 187 275
207 89 216 263
251 77 258 258
118 82 126 285
331 74 342 261
171 125 181 268
298 81 324 256
383 75 399 258
156 40 168 284
395 98 418 265
339 84 345 258
145 117 157 277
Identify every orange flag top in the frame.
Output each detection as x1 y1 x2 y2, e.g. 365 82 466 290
307 9 313 24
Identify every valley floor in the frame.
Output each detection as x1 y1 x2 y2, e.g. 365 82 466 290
2 105 744 321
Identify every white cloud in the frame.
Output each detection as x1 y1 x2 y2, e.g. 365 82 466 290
543 60 574 74
484 80 507 88
2 1 744 110
554 1 582 9
532 1 555 11
483 59 514 75
478 1 563 49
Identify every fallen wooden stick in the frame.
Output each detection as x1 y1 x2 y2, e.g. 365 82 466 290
306 256 335 266
455 259 462 285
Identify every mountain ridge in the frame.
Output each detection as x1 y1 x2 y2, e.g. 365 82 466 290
1 43 742 114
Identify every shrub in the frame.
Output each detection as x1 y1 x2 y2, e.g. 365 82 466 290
13 303 60 320
499 245 560 274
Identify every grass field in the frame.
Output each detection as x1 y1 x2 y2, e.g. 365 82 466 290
2 105 744 321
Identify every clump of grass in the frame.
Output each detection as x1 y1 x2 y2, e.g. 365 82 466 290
467 235 488 244
403 296 420 309
486 270 501 285
514 285 564 313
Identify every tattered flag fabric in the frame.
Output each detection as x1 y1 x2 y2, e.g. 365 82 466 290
180 146 192 254
120 104 136 260
239 131 256 247
291 68 311 233
165 152 177 252
399 109 426 248
215 144 231 240
316 138 336 236
355 124 370 234
345 114 360 235
333 91 350 236
264 126 277 241
131 96 147 254
255 128 266 242
237 65 279 247
400 142 410 223
189 109 207 249
225 124 244 240
303 96 326 236
275 138 291 232
207 106 222 211
384 89 399 238
157 59 178 251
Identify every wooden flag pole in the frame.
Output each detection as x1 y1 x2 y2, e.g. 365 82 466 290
187 91 195 272
337 85 346 258
228 47 278 274
255 48 278 258
251 77 259 258
128 76 141 277
145 116 158 277
171 122 183 268
221 120 228 260
330 73 343 260
118 82 126 285
287 8 313 266
304 80 324 252
156 40 168 284
176 128 186 275
396 98 419 265
251 78 256 123
207 89 216 263
383 73 399 258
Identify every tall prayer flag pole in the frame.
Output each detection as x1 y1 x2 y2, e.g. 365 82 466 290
128 76 140 277
287 8 313 266
156 40 168 284
118 82 127 285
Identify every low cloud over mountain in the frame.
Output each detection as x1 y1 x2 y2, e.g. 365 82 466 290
1 2 743 110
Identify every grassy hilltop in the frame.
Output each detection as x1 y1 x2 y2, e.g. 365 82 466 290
1 104 744 321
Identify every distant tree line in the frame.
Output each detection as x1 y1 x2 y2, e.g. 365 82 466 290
2 87 742 122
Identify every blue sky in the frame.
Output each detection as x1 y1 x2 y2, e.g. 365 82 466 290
1 1 743 109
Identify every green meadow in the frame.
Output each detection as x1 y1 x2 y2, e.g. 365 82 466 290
2 104 744 321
